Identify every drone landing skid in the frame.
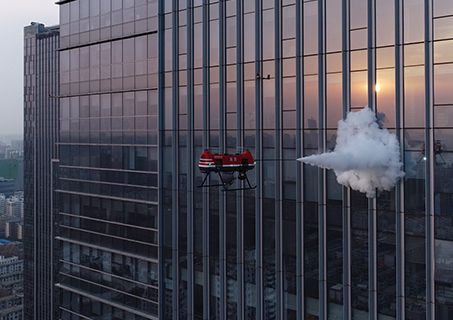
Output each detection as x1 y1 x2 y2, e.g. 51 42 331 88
198 170 256 191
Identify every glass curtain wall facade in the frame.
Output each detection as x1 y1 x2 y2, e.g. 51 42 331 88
24 22 59 320
52 0 453 319
55 0 159 319
161 0 453 319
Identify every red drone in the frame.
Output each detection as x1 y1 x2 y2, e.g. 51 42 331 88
198 149 256 191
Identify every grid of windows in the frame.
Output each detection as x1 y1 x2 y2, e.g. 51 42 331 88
56 1 159 319
160 0 453 319
54 0 453 319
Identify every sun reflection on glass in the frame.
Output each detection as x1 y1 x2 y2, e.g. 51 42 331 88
375 83 382 93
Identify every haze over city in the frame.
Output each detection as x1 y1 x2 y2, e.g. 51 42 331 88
0 0 57 135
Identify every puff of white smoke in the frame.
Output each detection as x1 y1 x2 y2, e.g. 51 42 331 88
297 107 404 198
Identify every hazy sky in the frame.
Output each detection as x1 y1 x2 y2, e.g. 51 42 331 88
0 0 58 135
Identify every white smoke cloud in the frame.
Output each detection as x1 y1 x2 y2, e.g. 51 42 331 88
298 107 404 198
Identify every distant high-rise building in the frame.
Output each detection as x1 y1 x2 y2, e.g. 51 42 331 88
23 22 59 320
11 140 24 152
6 196 23 219
0 194 6 216
17 224 23 242
6 221 23 241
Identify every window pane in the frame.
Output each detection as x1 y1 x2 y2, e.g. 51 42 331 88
326 0 342 52
351 50 367 71
434 40 453 64
434 0 453 17
350 0 367 29
404 43 424 66
283 77 296 111
377 47 395 69
434 16 453 40
326 73 342 128
404 66 425 127
404 0 424 43
263 9 275 60
435 106 453 127
282 5 296 40
377 68 396 127
376 0 395 46
351 71 368 107
350 28 367 50
304 2 318 55
435 64 453 105
304 75 318 128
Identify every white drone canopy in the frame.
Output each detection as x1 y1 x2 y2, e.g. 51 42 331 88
298 107 404 198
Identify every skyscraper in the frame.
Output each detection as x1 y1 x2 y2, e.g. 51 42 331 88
157 1 453 319
6 195 24 219
23 23 59 320
55 0 159 319
52 0 453 319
